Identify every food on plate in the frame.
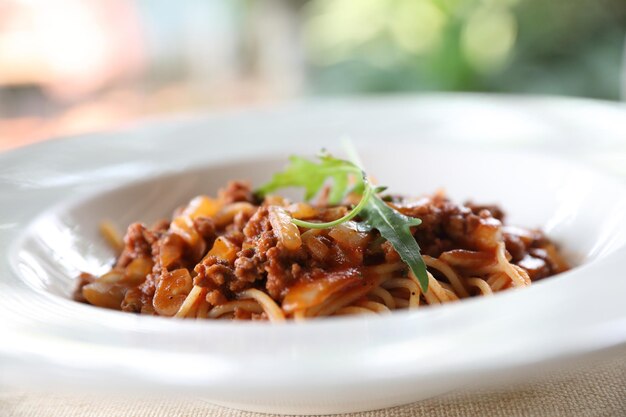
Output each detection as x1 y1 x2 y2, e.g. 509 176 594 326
75 153 569 321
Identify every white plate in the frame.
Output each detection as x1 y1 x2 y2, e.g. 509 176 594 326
1 95 626 415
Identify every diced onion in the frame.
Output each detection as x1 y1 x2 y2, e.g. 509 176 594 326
170 216 206 260
206 236 239 264
125 257 153 284
160 235 184 268
213 202 257 227
439 250 494 270
471 218 502 251
286 203 318 219
268 206 302 251
95 271 124 284
153 268 193 316
282 271 360 313
301 230 329 261
264 195 287 206
328 222 370 249
82 281 125 309
182 196 221 219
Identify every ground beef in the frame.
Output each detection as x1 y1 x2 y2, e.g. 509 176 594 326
224 229 245 247
233 207 276 281
465 202 505 221
234 247 265 283
206 289 227 306
232 211 254 234
398 196 499 257
264 244 304 300
517 254 550 280
116 222 160 267
194 216 216 241
126 271 157 314
504 232 526 262
218 180 254 204
195 257 230 286
231 206 309 299
151 219 170 232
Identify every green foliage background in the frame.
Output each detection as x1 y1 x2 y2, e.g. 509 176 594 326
301 0 626 99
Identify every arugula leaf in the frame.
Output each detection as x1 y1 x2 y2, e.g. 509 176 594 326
358 196 428 291
256 155 359 204
256 151 429 292
339 140 429 291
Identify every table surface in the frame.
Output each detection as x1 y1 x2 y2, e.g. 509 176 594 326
2 352 625 417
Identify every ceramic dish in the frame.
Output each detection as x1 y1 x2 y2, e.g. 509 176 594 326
1 95 626 414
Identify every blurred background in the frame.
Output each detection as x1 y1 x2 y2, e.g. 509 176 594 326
0 0 624 151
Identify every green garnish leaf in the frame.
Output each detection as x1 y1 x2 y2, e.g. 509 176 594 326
359 196 428 291
256 151 429 292
256 154 359 204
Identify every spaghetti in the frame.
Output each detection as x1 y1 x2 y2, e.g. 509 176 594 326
74 180 569 321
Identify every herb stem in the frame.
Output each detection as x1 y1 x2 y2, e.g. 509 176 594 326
292 176 373 229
